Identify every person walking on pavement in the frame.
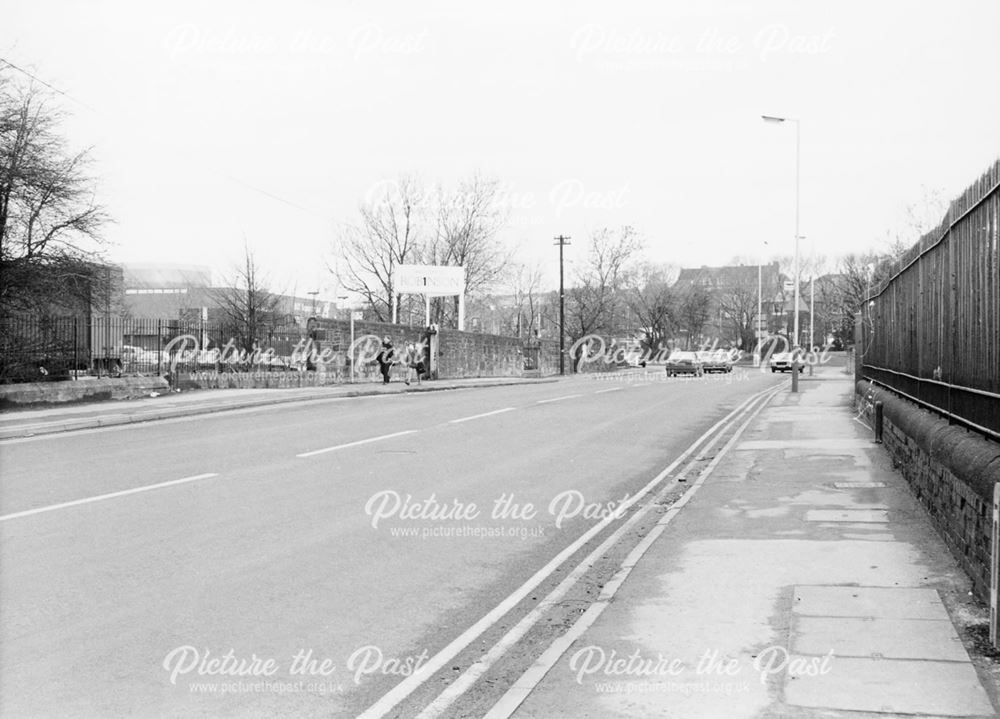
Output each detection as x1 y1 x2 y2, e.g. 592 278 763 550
376 337 395 385
403 342 424 386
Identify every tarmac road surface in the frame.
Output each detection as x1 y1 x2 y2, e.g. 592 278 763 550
0 367 781 718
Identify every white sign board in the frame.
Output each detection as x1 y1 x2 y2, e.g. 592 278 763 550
396 265 465 296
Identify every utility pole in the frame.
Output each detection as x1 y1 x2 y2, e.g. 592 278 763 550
554 235 571 375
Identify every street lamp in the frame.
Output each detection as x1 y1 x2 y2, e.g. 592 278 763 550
762 114 802 391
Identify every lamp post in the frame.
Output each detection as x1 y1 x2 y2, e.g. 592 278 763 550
554 235 571 375
809 246 815 350
757 261 762 364
762 114 801 392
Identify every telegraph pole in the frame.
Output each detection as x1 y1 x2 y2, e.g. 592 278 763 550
554 235 571 375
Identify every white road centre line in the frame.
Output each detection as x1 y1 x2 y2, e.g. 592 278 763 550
296 430 419 458
594 387 622 394
0 473 220 522
449 408 516 424
535 394 582 405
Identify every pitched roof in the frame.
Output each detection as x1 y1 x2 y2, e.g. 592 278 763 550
674 262 782 289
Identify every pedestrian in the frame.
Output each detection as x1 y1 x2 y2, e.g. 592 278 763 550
403 342 424 386
376 336 395 385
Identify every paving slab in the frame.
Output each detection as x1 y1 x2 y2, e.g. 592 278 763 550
805 509 889 523
736 439 874 450
792 616 971 661
792 586 952 620
784 655 995 716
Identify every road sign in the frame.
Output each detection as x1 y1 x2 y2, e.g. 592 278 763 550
396 265 465 296
351 311 363 321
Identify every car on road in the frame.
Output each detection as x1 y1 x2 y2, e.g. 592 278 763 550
696 350 734 374
769 350 805 373
665 351 704 377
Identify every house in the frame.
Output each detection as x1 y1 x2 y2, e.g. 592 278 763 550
672 262 785 349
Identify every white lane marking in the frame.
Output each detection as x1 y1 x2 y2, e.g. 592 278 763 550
422 388 779 719
296 430 418 458
480 389 778 719
0 473 220 523
594 387 622 394
534 394 582 404
449 408 516 424
357 384 778 719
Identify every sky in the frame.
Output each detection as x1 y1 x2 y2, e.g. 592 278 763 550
4 0 999 298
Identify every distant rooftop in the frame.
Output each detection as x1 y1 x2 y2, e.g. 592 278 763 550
123 263 213 290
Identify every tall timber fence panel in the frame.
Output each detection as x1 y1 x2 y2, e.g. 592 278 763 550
860 160 1000 440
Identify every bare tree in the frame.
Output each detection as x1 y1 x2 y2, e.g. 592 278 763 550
627 263 676 353
716 273 762 351
676 284 711 350
334 175 424 322
212 244 282 353
565 226 642 344
427 174 510 326
505 260 544 338
1 71 110 316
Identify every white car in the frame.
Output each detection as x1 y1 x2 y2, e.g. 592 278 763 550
769 351 804 373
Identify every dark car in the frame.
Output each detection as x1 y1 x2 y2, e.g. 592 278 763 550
665 351 704 377
696 350 734 374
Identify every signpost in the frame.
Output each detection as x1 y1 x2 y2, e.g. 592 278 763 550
394 265 466 330
350 311 362 382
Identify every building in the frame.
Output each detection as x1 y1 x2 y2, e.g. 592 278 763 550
122 263 337 326
673 262 786 349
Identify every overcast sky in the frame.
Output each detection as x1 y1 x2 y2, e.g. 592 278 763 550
4 0 999 297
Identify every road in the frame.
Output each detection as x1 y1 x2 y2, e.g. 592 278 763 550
0 367 782 718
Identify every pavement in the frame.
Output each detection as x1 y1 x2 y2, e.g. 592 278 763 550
0 374 557 440
499 366 1000 718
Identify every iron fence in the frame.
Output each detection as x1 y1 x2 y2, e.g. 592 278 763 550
0 316 313 384
860 159 1000 440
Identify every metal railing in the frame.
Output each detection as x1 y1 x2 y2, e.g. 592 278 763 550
0 316 311 383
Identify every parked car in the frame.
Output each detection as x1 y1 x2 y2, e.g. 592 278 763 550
121 345 169 369
621 347 647 368
665 351 704 377
696 350 733 374
769 350 805 373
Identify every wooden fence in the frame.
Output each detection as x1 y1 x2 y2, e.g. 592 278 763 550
860 159 999 440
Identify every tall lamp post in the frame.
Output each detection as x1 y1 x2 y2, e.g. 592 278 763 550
762 114 801 392
554 235 571 375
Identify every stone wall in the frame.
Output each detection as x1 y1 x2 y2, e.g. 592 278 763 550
0 376 170 408
312 320 561 381
857 380 1000 602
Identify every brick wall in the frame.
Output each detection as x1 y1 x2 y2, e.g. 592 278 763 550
857 380 1000 602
